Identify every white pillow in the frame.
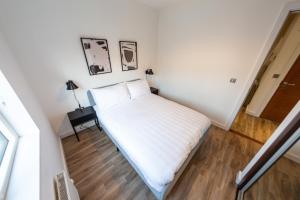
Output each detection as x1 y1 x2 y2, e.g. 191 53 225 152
126 79 151 99
90 83 130 113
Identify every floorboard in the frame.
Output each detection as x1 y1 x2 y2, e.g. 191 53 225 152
231 107 278 144
244 155 300 199
62 125 299 200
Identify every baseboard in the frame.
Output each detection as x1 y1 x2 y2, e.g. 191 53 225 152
211 120 227 131
59 121 96 138
58 137 70 177
284 152 300 164
245 108 260 117
60 130 74 139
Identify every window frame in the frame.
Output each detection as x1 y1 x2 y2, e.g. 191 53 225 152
0 113 18 199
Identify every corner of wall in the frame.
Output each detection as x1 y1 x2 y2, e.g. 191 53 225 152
245 107 260 117
58 138 70 176
211 120 228 131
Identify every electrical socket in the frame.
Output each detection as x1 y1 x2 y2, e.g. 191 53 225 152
230 78 237 83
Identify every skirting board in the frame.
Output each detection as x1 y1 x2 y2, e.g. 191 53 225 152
158 93 228 130
245 108 260 117
285 152 300 164
211 119 227 130
59 121 96 138
58 137 70 176
60 130 75 139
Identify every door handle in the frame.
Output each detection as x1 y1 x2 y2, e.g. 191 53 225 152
282 81 296 86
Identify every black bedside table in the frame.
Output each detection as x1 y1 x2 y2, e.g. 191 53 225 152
150 87 159 95
67 106 102 141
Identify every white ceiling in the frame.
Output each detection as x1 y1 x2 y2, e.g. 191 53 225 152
135 0 183 9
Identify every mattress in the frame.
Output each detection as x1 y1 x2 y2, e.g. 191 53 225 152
94 94 211 192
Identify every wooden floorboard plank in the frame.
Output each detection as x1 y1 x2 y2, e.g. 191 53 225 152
62 125 299 200
231 107 278 143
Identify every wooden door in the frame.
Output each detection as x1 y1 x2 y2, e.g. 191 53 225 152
261 55 300 123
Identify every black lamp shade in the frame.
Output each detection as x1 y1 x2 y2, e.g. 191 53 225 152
145 69 154 75
66 80 78 90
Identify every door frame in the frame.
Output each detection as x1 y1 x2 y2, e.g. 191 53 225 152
226 2 300 130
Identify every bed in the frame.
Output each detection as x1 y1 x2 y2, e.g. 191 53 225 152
88 80 211 200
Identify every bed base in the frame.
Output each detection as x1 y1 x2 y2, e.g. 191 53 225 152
100 124 208 200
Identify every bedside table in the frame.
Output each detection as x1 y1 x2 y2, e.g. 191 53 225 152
67 106 102 141
150 87 159 95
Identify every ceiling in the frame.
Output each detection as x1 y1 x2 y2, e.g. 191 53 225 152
135 0 183 9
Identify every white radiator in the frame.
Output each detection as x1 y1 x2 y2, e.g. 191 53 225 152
55 172 80 200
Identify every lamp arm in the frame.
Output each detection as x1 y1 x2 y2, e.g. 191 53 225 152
72 90 83 110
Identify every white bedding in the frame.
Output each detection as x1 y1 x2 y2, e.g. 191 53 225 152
94 94 211 192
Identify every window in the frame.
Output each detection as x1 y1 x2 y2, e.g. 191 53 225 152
0 131 8 163
0 113 18 199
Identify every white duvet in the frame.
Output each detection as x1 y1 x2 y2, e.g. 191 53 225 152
94 94 211 192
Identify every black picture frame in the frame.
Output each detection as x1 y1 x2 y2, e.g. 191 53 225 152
80 37 112 76
119 41 138 71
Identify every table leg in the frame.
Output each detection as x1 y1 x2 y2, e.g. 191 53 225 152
72 126 80 141
95 118 102 132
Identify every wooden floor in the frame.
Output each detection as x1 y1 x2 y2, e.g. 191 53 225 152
245 155 300 200
62 126 299 200
231 107 278 144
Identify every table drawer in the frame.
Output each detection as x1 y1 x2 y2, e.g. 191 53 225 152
71 113 96 126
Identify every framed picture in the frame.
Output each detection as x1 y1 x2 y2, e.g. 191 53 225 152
119 41 138 71
80 37 112 75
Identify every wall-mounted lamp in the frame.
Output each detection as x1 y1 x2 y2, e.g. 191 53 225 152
145 69 154 75
66 80 84 112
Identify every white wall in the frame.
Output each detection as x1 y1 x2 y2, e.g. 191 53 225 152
0 32 63 200
285 96 300 164
286 141 300 163
1 0 297 133
157 0 297 128
246 14 300 117
0 0 158 137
